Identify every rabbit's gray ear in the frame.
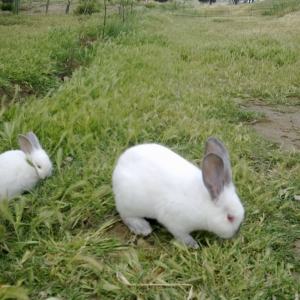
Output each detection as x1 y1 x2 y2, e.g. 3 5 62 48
18 135 34 155
202 152 225 200
26 132 41 150
204 137 232 185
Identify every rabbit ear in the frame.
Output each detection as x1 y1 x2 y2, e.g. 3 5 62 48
18 135 34 155
26 132 42 150
204 137 232 185
202 152 225 200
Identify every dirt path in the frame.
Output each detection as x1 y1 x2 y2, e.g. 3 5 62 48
245 102 300 151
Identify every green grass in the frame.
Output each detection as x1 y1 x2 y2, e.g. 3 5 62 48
261 0 300 16
1 1 300 299
167 0 300 18
0 14 102 98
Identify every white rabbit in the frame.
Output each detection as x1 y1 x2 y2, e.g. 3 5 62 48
0 132 52 200
112 137 244 249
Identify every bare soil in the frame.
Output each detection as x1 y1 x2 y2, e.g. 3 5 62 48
107 220 161 250
0 85 35 108
245 102 300 151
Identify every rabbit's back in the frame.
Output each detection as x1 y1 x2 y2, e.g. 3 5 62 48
112 144 203 219
115 143 199 176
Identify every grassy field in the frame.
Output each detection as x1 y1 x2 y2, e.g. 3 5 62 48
1 0 300 299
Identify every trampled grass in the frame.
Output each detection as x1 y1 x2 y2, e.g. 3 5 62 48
1 2 300 299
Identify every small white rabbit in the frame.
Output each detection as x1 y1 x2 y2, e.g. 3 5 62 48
112 137 244 249
0 132 52 200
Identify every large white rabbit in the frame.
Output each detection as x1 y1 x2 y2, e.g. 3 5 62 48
0 132 52 200
112 137 244 249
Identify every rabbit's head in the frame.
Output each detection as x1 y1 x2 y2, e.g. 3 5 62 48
202 137 244 239
18 132 52 179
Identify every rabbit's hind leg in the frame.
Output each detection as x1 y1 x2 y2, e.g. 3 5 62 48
122 217 152 236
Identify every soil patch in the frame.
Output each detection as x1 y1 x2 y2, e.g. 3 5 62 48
0 85 35 107
107 220 161 250
245 103 300 151
293 240 300 277
294 240 300 260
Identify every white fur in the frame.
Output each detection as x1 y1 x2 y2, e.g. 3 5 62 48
0 132 52 200
112 139 244 249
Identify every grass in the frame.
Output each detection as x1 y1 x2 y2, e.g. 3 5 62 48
0 14 101 99
1 1 300 299
261 0 300 16
167 0 300 18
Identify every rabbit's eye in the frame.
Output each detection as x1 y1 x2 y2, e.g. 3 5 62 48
227 214 234 223
37 165 41 169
